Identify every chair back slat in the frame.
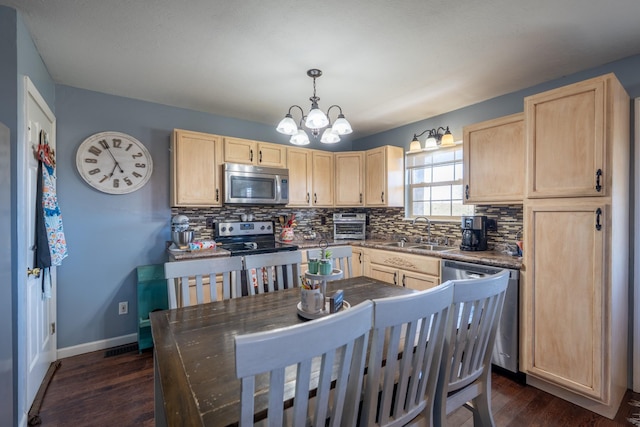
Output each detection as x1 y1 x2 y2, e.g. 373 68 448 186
434 270 509 426
235 301 373 427
306 246 353 278
164 256 244 308
361 283 454 427
243 251 302 296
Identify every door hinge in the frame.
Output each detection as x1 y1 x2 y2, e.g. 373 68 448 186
50 322 56 335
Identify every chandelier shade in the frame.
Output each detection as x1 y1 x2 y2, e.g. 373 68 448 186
276 69 352 144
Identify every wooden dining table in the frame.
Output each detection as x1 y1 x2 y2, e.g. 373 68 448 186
150 276 416 427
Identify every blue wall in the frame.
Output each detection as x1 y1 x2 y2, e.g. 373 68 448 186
1 5 57 425
354 55 640 150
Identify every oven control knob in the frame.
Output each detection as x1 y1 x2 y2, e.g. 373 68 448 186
266 225 271 230
260 225 265 230
220 226 226 232
228 226 234 232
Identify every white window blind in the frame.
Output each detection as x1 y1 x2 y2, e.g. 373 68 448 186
405 145 474 219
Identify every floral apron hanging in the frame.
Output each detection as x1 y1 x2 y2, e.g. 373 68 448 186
34 130 67 298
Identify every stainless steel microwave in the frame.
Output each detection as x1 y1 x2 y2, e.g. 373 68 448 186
223 163 289 205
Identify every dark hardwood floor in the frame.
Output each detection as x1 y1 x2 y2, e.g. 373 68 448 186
36 348 640 426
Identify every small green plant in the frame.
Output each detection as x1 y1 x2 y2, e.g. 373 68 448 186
322 249 332 259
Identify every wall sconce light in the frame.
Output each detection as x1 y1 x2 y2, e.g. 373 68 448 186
409 126 455 151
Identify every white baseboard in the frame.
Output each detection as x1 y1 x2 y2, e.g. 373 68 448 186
56 333 137 359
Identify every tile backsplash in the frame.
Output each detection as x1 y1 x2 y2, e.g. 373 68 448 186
171 204 523 249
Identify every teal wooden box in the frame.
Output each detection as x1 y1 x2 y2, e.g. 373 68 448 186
137 264 168 352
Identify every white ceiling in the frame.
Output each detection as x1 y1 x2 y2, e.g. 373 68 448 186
4 0 640 139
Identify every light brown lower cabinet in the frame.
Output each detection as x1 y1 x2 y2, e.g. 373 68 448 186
352 246 364 277
522 199 627 419
363 248 440 291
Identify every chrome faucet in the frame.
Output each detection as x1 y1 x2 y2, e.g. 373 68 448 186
412 216 432 243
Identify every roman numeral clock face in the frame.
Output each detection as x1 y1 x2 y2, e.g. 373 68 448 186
75 131 153 194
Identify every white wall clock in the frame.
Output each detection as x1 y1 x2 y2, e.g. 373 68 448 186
75 131 153 194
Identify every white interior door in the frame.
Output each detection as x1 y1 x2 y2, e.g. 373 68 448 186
23 77 57 409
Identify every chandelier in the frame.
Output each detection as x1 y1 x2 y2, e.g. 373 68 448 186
276 69 352 145
409 126 455 151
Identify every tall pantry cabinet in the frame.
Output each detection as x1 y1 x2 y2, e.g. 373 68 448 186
522 73 629 418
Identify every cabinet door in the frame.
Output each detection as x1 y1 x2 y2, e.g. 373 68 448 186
257 142 287 168
311 151 334 206
335 152 364 206
369 264 399 286
365 146 404 207
223 137 256 164
286 147 312 207
352 247 364 277
525 77 606 198
171 130 222 207
524 200 607 401
400 270 439 291
463 113 524 204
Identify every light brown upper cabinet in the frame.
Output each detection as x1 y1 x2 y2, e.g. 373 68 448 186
223 137 287 168
286 148 334 207
463 113 524 204
524 73 628 199
365 145 404 207
286 147 313 207
311 150 334 207
171 129 223 207
334 151 365 206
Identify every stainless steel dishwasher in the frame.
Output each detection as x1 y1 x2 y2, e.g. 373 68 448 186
440 259 520 374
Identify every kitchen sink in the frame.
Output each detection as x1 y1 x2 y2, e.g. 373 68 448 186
380 241 415 248
410 244 454 251
379 241 453 251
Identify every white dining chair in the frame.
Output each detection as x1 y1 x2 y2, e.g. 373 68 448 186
235 300 373 427
361 283 453 427
433 270 509 427
242 250 302 295
306 246 353 278
164 256 244 309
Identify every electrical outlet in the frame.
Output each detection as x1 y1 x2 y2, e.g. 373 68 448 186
118 301 128 315
206 217 214 228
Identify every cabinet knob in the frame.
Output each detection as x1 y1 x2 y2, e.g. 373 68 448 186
259 151 262 163
595 169 602 192
595 207 602 231
216 188 219 202
465 185 469 199
381 191 384 203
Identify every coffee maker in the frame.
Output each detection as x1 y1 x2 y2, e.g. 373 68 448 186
460 215 488 251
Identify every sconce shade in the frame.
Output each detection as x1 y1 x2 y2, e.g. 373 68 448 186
440 127 455 147
409 138 422 151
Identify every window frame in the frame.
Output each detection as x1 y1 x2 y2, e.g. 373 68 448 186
405 144 474 221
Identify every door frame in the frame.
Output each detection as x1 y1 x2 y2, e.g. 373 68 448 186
634 97 640 392
17 76 58 424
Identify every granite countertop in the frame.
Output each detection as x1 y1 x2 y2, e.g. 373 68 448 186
167 238 522 270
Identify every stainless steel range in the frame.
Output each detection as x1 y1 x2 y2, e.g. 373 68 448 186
215 221 298 255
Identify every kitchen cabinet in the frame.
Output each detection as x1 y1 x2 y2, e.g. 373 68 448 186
311 150 334 207
223 137 287 168
171 129 223 207
286 147 313 207
463 113 524 204
352 246 365 277
286 148 333 207
365 145 404 207
334 152 364 206
364 248 440 291
521 73 629 419
524 73 626 199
